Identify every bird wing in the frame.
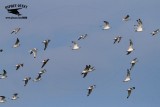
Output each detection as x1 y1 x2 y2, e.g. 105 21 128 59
104 21 109 26
41 59 49 68
127 69 130 77
44 42 48 50
32 49 37 58
83 73 88 78
129 39 133 47
15 38 20 45
127 90 131 98
24 79 28 86
87 89 92 96
3 70 7 75
16 65 20 70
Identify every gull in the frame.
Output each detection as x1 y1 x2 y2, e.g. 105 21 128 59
15 63 23 70
134 19 143 32
126 39 134 55
42 39 51 50
81 65 90 78
33 73 42 82
127 87 135 99
0 69 7 79
81 65 95 78
33 69 47 82
0 96 6 103
11 27 21 34
151 29 159 36
11 93 19 100
29 48 38 58
41 59 49 68
123 69 131 82
113 36 122 44
23 77 31 86
87 85 96 96
123 14 130 21
130 58 138 70
103 21 110 30
78 34 88 40
71 41 80 50
7 8 22 16
13 38 20 48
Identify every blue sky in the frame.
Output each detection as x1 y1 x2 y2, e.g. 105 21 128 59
0 0 160 107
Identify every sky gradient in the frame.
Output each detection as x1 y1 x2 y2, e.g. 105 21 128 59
0 0 160 107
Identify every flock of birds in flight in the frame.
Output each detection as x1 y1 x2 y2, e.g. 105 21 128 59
0 28 50 103
0 14 159 103
70 14 159 98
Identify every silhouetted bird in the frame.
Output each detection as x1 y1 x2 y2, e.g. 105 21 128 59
7 8 22 16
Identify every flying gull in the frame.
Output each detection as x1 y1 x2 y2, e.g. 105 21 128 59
29 48 38 58
81 65 95 78
123 15 130 21
11 27 21 34
126 39 134 55
103 21 110 30
71 41 80 50
23 77 31 86
130 58 138 70
134 19 143 32
151 29 159 36
78 34 88 40
11 93 19 100
0 69 7 79
123 69 131 82
13 38 20 48
42 39 51 50
15 63 23 70
87 85 96 96
41 59 49 68
127 87 135 99
33 73 42 82
0 96 6 103
113 36 122 44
